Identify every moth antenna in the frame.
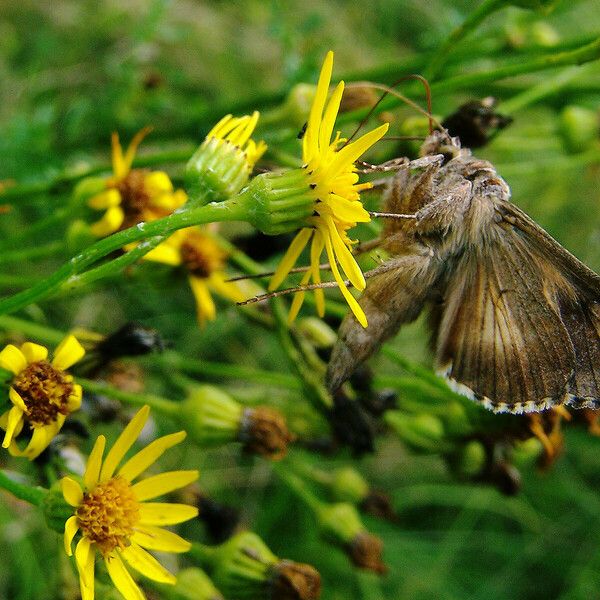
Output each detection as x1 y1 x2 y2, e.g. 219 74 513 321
343 75 438 146
226 239 382 283
369 211 417 220
356 156 409 174
237 261 402 306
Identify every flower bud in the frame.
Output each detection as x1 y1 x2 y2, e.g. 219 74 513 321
559 105 599 154
385 411 449 454
270 560 322 600
73 176 107 204
283 83 317 128
42 484 73 534
329 467 369 504
447 439 487 478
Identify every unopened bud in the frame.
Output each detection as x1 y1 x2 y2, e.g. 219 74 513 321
239 406 293 460
73 176 107 204
42 485 73 534
330 467 369 504
448 439 487 478
385 411 448 454
340 85 378 114
559 105 598 154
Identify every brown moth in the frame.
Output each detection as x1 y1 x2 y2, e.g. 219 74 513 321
326 131 600 414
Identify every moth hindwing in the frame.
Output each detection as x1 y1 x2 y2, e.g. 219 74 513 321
326 132 600 414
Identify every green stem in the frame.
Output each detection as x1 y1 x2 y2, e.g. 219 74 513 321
273 463 322 512
0 315 65 344
425 0 505 80
0 242 63 264
0 198 246 316
188 543 218 570
0 470 47 506
77 377 179 417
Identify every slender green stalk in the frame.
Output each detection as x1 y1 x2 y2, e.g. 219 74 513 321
273 463 322 512
0 315 65 344
425 0 505 80
76 377 179 417
188 543 218 569
0 199 246 316
0 242 63 264
0 470 47 506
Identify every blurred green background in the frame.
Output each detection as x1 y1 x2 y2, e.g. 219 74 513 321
1 1 600 599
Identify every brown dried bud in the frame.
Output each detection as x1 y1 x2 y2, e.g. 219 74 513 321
270 560 322 600
340 85 378 114
359 491 398 522
346 532 387 574
239 406 294 460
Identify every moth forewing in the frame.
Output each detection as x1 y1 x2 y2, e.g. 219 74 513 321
325 132 600 414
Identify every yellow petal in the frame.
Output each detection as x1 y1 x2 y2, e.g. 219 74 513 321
207 272 246 303
9 387 27 412
327 193 370 223
68 385 83 412
64 515 80 557
122 127 153 176
24 421 59 459
304 51 334 163
84 435 106 490
288 269 311 324
326 219 366 290
324 232 368 328
329 122 389 174
99 406 150 482
52 335 85 371
269 228 313 291
132 525 191 553
227 115 253 145
141 241 182 266
310 230 326 317
189 277 216 326
120 543 176 585
105 552 145 600
90 205 125 237
118 431 186 482
20 342 48 364
139 503 199 526
2 406 23 448
143 171 173 196
75 537 94 593
206 114 233 140
319 81 344 152
61 477 84 507
88 188 121 210
0 344 27 375
132 470 199 502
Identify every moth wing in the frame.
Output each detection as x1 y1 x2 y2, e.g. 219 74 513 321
502 202 600 408
435 222 577 413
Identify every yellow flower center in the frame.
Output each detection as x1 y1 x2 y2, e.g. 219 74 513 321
77 476 140 556
180 232 226 279
115 169 152 229
12 361 74 427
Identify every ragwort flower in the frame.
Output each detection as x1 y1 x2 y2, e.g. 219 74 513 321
143 227 251 326
0 335 85 459
61 405 198 600
88 128 187 237
268 51 389 327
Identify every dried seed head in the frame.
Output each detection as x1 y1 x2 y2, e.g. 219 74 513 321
346 531 387 574
270 560 322 600
239 406 293 460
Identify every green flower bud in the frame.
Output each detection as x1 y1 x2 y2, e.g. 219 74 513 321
385 411 449 454
530 21 560 46
448 439 487 478
559 105 599 154
330 468 369 504
441 402 473 438
297 317 338 349
42 484 74 534
512 436 544 466
282 83 317 127
73 176 108 204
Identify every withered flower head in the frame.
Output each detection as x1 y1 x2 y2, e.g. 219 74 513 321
347 531 387 574
270 560 322 600
239 406 294 460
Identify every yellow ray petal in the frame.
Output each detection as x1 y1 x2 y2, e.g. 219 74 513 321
64 515 80 557
61 477 84 507
132 525 191 553
207 272 246 303
324 232 368 328
310 229 326 317
319 81 344 152
105 552 145 600
2 406 23 449
288 269 311 324
269 228 313 291
327 193 370 223
68 385 83 412
24 422 57 459
189 277 216 326
304 51 334 163
207 114 233 139
75 537 94 593
52 335 85 371
132 470 199 502
118 431 186 482
20 342 48 364
9 387 27 412
0 344 27 375
143 171 173 196
139 503 199 526
122 127 153 177
326 218 366 290
142 241 183 266
329 123 389 174
120 543 177 584
84 435 106 490
90 205 125 237
88 188 121 210
100 406 150 482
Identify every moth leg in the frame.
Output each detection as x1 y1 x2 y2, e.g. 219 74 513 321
326 251 440 393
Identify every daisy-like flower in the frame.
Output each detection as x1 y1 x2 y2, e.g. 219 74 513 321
61 405 198 600
88 128 187 237
142 226 251 326
267 51 389 328
186 111 267 203
0 335 85 459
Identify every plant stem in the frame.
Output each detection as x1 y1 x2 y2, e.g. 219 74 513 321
273 463 322 512
0 198 246 316
0 470 47 506
0 242 64 264
77 377 179 417
0 315 65 344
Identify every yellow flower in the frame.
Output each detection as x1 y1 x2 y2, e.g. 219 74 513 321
0 335 85 459
142 227 251 326
88 128 187 237
268 51 388 328
61 405 198 600
186 111 267 202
